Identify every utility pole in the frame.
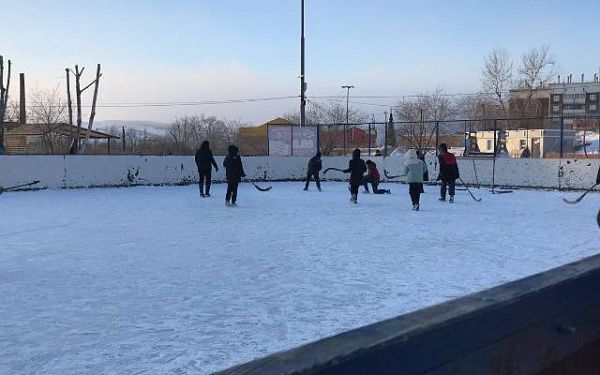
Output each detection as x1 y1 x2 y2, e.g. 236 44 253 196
300 0 306 128
342 85 354 155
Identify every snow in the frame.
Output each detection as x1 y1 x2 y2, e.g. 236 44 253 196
1 182 599 374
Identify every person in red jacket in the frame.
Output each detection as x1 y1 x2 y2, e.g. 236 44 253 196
437 143 460 203
363 160 390 194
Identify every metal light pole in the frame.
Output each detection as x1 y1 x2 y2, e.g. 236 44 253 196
300 0 306 128
342 85 354 155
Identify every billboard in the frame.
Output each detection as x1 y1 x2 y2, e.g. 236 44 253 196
292 127 318 156
268 126 292 156
268 126 318 156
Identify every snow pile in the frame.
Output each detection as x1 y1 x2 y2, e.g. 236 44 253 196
1 182 598 374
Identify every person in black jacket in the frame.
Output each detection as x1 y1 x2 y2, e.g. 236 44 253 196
597 166 600 227
437 143 460 203
304 151 322 191
343 148 367 203
223 144 246 206
194 140 219 197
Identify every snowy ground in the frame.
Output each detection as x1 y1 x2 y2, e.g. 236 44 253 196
1 182 599 374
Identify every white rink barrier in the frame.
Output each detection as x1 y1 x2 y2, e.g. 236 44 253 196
0 155 598 191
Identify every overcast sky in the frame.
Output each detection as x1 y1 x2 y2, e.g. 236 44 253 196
2 0 600 124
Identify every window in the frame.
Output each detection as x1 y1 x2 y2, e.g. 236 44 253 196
553 105 560 112
553 95 561 102
520 139 527 149
590 104 598 111
589 94 598 101
486 140 493 150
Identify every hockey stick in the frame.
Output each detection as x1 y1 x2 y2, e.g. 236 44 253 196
246 179 272 192
384 170 401 179
491 189 513 194
458 178 482 202
323 167 345 175
563 183 598 204
472 159 480 189
0 180 41 194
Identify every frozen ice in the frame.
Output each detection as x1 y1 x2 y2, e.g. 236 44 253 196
1 182 598 374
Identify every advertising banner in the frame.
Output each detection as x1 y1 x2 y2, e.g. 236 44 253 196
268 126 292 156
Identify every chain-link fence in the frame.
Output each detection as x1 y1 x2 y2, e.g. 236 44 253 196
2 115 598 158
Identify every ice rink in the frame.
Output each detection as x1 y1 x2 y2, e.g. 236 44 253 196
1 182 598 374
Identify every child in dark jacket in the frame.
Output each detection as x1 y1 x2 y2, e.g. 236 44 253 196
343 148 367 203
194 140 219 197
304 151 322 191
223 145 246 206
363 160 390 194
437 143 460 203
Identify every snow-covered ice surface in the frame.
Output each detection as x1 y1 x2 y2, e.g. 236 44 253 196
1 182 599 374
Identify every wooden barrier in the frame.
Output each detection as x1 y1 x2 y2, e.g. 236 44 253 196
217 254 600 374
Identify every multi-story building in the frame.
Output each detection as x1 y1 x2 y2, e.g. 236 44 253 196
548 75 600 129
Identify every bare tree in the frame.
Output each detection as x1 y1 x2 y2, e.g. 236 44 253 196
28 88 68 153
0 55 12 153
481 47 513 119
394 90 455 151
222 119 241 147
513 45 557 127
79 64 102 153
168 116 195 154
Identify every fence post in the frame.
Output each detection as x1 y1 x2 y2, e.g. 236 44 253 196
435 121 440 156
463 120 467 156
384 119 388 157
316 124 320 152
492 119 497 194
559 116 564 159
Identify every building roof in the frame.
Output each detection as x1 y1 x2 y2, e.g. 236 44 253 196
6 123 119 139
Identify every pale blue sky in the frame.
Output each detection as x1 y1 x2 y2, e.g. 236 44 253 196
2 0 599 123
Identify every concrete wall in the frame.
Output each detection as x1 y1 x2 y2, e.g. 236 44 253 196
0 155 598 190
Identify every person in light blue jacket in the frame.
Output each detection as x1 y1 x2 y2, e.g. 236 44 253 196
403 149 428 211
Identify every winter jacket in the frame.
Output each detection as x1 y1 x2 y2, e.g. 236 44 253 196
403 150 428 183
307 156 322 174
223 146 246 183
437 151 459 181
344 158 367 182
195 147 218 172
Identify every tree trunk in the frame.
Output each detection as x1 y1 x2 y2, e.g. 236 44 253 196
79 64 101 154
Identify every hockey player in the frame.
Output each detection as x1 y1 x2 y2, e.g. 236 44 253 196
403 149 428 211
597 166 600 227
304 151 322 191
223 145 246 206
363 160 390 194
343 148 367 203
437 143 460 203
194 140 219 197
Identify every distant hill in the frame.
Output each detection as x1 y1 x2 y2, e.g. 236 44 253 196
95 120 169 135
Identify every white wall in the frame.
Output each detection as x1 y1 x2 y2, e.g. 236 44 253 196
0 155 598 191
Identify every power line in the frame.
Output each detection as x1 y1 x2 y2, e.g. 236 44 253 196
20 95 299 109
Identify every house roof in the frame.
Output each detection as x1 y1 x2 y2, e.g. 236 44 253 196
261 117 294 126
6 123 119 139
